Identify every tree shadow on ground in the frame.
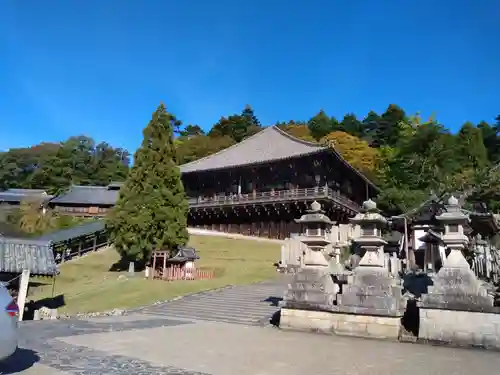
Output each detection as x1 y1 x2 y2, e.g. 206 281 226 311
23 294 66 321
0 348 40 374
263 296 282 307
109 257 146 272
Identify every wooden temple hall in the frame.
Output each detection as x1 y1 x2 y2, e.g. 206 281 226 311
180 126 378 239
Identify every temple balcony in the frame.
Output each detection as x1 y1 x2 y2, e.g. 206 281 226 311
187 186 361 214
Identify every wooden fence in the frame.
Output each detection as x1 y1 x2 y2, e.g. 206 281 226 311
158 265 214 281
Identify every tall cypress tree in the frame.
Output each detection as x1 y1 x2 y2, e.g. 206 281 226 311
107 103 189 264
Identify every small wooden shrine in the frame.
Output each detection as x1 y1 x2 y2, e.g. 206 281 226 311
151 246 213 281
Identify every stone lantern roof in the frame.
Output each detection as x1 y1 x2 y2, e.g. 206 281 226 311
294 201 335 225
436 195 470 224
350 199 388 226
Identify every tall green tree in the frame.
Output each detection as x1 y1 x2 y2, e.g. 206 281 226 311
340 113 363 137
209 105 262 142
179 124 205 137
107 103 189 264
371 104 406 147
377 121 459 212
478 119 500 163
455 122 489 169
362 110 381 142
241 104 261 127
307 110 333 140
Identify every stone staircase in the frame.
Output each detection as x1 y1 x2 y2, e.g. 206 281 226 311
139 279 288 326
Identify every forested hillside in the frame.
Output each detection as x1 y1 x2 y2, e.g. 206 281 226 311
1 104 499 215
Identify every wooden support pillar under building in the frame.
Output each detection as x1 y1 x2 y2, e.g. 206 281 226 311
92 235 97 251
78 240 82 257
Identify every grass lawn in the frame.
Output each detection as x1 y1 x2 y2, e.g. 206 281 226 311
29 235 281 315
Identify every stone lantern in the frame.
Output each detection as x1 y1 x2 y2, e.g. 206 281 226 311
436 195 470 267
420 195 494 311
336 199 404 317
281 201 338 310
294 201 334 268
349 199 388 268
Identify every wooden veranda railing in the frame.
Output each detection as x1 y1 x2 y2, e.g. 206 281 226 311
187 186 360 212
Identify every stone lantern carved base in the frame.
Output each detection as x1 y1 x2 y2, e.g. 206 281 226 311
282 201 339 310
282 267 338 311
336 266 404 317
420 249 494 312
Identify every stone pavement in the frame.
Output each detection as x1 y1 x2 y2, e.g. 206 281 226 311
2 280 500 374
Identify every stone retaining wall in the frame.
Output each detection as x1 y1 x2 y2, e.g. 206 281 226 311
280 308 401 340
419 308 500 349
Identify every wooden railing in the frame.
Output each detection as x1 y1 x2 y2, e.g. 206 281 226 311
187 186 360 212
53 206 110 216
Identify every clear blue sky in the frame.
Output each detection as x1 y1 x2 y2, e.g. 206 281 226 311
1 0 499 152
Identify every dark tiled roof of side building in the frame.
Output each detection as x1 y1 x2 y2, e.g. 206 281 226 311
0 189 53 204
179 126 378 189
35 220 106 243
5 188 49 194
49 184 121 205
0 237 58 276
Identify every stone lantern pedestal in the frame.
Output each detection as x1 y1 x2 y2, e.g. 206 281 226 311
336 199 404 317
282 201 338 311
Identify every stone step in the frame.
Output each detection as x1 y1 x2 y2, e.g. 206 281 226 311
146 304 277 319
181 295 280 306
140 309 262 325
139 282 286 325
160 298 278 310
148 297 278 312
184 293 281 302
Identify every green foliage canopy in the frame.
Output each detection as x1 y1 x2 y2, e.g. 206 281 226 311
1 102 499 218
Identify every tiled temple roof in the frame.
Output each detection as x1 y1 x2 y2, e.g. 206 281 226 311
50 184 121 205
0 188 53 204
35 220 106 243
4 188 48 195
0 237 57 276
168 246 199 263
179 126 377 188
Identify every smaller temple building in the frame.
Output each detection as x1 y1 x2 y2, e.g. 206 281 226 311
151 246 206 281
49 183 122 217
